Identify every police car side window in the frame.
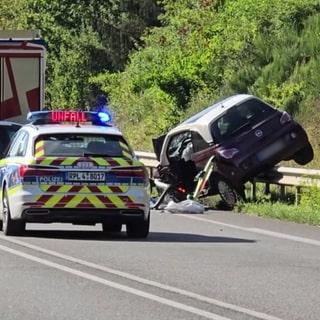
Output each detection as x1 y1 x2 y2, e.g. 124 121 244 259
8 131 28 157
16 132 29 156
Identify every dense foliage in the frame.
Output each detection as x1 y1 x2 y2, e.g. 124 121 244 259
1 0 320 164
92 0 320 157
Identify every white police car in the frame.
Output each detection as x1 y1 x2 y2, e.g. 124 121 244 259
0 110 151 238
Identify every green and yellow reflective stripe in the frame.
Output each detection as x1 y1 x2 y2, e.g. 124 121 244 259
88 196 105 208
115 158 131 166
36 158 54 166
8 185 22 196
64 195 83 208
39 185 130 193
93 158 108 166
108 195 127 206
35 141 45 157
119 141 132 158
34 194 64 207
59 157 79 166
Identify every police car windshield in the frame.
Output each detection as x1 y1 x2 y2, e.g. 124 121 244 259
35 134 128 157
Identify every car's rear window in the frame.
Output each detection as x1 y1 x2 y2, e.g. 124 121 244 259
211 98 277 142
34 134 132 158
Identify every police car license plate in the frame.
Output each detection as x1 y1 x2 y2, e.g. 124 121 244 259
67 171 105 181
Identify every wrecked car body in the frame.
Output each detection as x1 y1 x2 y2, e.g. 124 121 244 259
152 94 313 209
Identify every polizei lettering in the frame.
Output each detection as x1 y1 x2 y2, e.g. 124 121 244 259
38 176 63 183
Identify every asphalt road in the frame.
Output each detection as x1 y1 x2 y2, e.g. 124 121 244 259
0 209 319 320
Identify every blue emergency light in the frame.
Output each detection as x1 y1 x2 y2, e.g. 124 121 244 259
27 110 112 126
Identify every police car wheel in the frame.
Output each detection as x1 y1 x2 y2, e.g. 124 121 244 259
126 214 150 239
102 223 122 233
2 189 25 236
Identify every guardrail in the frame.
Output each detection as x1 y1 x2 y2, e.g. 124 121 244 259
136 151 320 203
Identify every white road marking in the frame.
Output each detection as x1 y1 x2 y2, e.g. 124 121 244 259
177 214 320 246
0 235 282 320
0 242 230 320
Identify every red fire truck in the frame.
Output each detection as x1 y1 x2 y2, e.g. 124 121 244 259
0 30 46 123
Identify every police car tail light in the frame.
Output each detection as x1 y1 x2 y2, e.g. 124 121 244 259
111 167 148 180
18 165 57 178
217 148 239 159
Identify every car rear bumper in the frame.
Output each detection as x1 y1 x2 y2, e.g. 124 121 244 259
213 124 311 186
21 208 148 224
7 186 150 223
224 140 309 186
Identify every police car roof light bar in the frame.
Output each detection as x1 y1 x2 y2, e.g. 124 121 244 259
27 110 112 126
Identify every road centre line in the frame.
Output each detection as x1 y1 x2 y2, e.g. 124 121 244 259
0 242 230 320
177 214 320 246
0 235 282 320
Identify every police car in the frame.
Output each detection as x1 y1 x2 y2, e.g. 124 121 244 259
0 110 151 238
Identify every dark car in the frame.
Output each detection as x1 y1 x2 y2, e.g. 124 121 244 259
153 94 313 208
0 121 22 156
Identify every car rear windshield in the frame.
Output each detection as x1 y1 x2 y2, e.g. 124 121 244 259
34 134 132 158
211 98 277 143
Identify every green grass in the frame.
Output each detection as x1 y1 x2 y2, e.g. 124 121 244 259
235 201 320 225
234 184 320 225
199 183 320 226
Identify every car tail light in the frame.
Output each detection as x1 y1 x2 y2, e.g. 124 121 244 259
177 186 186 194
18 165 57 178
217 148 239 159
110 166 148 182
280 111 292 124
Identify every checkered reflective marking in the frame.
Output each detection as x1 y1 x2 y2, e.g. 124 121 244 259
39 185 129 193
33 156 139 167
28 194 144 209
35 140 45 157
119 141 132 158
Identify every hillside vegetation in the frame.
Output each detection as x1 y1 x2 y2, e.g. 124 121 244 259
2 0 320 167
93 0 320 168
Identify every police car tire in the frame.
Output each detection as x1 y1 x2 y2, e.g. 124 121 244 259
126 214 150 239
2 190 25 236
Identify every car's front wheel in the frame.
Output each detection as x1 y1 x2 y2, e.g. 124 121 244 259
2 189 25 236
126 214 150 239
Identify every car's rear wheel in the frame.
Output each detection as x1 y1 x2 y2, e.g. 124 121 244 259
293 142 314 165
102 222 122 233
126 214 150 239
2 189 25 236
216 177 239 210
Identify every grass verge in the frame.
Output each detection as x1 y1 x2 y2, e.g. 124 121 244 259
234 184 320 226
199 183 320 226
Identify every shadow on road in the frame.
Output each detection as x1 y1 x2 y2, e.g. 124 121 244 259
19 229 256 243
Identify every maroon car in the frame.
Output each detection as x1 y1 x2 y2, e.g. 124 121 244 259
153 94 313 209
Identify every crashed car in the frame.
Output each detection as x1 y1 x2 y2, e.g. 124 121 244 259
152 94 313 208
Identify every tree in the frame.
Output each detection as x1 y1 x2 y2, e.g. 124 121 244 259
25 0 162 108
0 0 28 28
